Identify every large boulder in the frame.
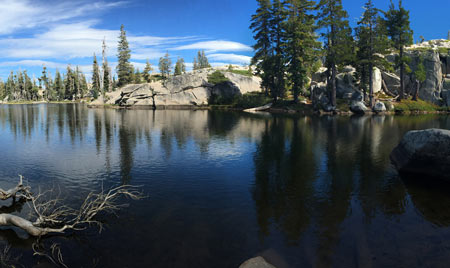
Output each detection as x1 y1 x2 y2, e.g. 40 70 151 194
239 257 276 268
223 72 262 94
381 72 401 94
311 82 329 109
336 70 358 98
373 101 386 113
372 67 382 93
311 67 328 83
390 129 450 180
442 90 450 107
350 101 369 114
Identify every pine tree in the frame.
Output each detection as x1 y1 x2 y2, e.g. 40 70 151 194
54 69 64 100
64 66 75 100
384 0 413 101
355 0 390 107
193 58 199 71
102 39 111 93
41 66 50 100
23 71 33 100
92 54 101 98
143 60 153 82
134 68 142 84
158 52 172 79
117 24 133 87
285 0 320 103
174 57 186 75
0 80 4 100
317 0 354 108
5 72 15 100
268 0 287 102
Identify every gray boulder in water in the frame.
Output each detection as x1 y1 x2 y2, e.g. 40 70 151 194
239 257 276 268
390 129 450 180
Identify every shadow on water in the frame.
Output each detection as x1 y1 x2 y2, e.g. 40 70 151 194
0 104 449 267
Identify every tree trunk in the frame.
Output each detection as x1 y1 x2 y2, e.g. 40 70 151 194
399 46 405 101
369 62 374 108
412 79 420 101
331 64 336 107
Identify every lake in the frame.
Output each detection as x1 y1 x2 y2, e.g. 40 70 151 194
0 103 449 267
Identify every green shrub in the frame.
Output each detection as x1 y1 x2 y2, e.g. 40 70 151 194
207 71 230 85
233 92 271 108
394 99 440 113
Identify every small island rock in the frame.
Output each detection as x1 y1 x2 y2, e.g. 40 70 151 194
390 128 450 180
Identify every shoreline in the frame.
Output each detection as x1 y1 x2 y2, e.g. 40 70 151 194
86 102 450 116
2 101 449 116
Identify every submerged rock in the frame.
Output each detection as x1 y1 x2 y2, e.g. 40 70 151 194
390 129 450 180
239 257 276 268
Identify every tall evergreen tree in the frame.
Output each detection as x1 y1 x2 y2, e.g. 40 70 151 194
250 0 272 96
143 60 153 82
134 68 142 84
384 0 413 101
285 0 320 103
174 57 186 75
54 69 64 100
158 52 172 79
92 54 101 98
268 0 287 102
195 51 211 69
64 66 75 100
102 39 111 93
41 66 50 100
117 24 133 87
355 0 390 107
193 58 199 71
317 0 354 108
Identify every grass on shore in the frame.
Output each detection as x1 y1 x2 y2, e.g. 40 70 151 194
393 99 442 113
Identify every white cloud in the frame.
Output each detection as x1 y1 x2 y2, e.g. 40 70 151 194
0 0 127 35
207 53 251 64
173 40 252 52
0 21 198 60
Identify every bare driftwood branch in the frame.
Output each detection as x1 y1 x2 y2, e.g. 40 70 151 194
0 176 32 201
0 177 144 237
32 242 68 268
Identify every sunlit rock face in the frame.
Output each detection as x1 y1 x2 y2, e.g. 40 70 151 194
390 128 450 180
99 69 262 108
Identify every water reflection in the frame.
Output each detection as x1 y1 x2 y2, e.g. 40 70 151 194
0 104 450 267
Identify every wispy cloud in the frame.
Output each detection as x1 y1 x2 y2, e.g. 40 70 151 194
0 21 198 60
173 40 252 52
207 53 251 64
0 0 254 78
0 0 127 35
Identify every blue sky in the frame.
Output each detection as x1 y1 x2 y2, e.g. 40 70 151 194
0 0 448 80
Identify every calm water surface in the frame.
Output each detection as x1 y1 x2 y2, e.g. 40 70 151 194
0 104 449 267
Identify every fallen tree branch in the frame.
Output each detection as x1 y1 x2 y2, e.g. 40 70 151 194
0 179 144 237
0 176 31 201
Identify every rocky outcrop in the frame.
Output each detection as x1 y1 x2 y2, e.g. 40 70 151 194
336 66 358 98
405 50 442 104
96 69 262 109
239 257 276 268
390 129 450 180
